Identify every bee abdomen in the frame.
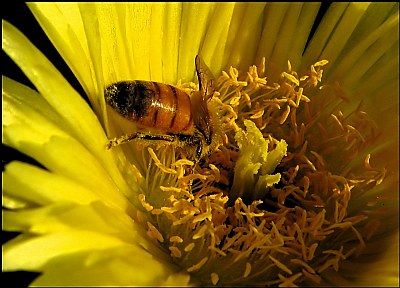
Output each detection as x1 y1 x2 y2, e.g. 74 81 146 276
105 81 193 133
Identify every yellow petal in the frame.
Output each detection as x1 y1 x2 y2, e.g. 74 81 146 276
3 231 130 271
26 3 98 112
260 3 321 75
2 20 104 151
303 3 372 69
198 2 235 77
223 3 266 72
2 21 136 208
3 83 134 214
31 246 189 286
178 2 217 82
332 12 399 89
3 161 99 207
3 202 136 239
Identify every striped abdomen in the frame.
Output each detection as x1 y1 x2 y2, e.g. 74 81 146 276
105 81 193 133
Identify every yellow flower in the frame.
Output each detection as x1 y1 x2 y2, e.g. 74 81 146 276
3 2 398 286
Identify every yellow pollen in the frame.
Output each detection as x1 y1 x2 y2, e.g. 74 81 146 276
151 208 163 215
243 262 251 278
169 236 184 243
138 194 153 211
282 72 300 86
147 148 177 174
173 159 195 167
278 273 303 287
290 258 316 274
131 164 143 185
250 109 265 119
313 59 329 67
229 95 241 106
184 242 195 252
269 255 293 275
279 105 291 124
308 243 318 261
187 257 209 272
208 246 227 256
169 246 182 258
192 212 212 223
146 221 164 243
210 272 219 285
192 224 208 239
173 213 197 226
160 186 181 193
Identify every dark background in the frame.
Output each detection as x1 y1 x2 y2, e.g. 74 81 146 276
2 2 331 287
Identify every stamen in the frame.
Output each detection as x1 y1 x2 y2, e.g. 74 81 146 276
268 255 293 275
282 72 300 87
160 186 181 193
210 272 219 285
146 221 164 243
148 148 177 174
170 236 184 243
169 246 182 258
132 59 386 286
277 273 302 287
184 242 196 252
187 257 209 272
138 194 153 211
279 105 291 124
243 262 252 278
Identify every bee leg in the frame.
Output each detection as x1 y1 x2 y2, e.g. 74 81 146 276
187 138 202 171
135 133 176 142
107 133 139 149
107 133 176 149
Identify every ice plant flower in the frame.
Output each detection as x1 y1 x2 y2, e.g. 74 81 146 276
2 2 399 287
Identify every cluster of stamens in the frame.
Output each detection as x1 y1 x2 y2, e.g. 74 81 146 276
134 59 386 286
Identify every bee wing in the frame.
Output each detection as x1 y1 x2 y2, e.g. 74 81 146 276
195 55 216 101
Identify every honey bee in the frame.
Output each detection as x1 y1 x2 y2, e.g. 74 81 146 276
105 55 218 162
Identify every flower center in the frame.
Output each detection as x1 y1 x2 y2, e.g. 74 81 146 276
133 59 386 286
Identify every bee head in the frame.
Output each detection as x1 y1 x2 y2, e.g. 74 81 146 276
105 82 135 117
105 81 152 120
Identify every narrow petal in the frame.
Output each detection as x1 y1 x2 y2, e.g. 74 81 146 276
302 3 349 67
303 3 372 70
255 3 320 77
31 246 189 286
148 3 167 82
257 3 291 68
3 231 130 271
331 12 399 89
289 2 321 69
2 20 136 207
2 77 67 131
3 161 99 207
264 3 320 75
4 200 189 285
336 232 399 286
26 3 93 99
199 2 236 77
3 83 135 214
161 3 182 84
178 2 217 82
223 3 266 73
2 20 102 148
3 202 137 241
